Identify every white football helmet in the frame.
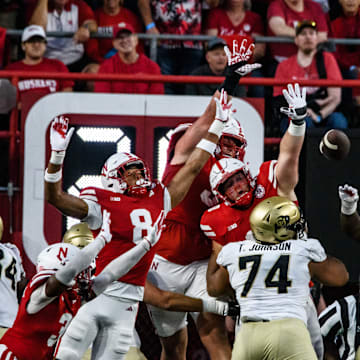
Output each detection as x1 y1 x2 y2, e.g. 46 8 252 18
101 152 151 196
36 243 80 272
210 157 255 208
216 116 247 161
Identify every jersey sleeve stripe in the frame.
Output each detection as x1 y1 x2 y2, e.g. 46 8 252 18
200 224 212 231
30 270 56 287
79 194 98 202
203 231 216 237
268 160 277 188
0 345 18 360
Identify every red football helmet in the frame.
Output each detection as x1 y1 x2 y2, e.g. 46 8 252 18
215 116 247 161
210 158 255 208
101 152 152 196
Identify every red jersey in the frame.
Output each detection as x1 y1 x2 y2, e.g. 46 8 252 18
200 161 279 246
155 157 218 265
5 58 73 101
95 8 144 58
206 8 264 37
80 183 170 287
267 0 328 62
0 271 80 360
330 12 360 70
273 51 342 96
94 53 164 94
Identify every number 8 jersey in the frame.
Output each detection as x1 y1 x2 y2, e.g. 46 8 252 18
217 235 326 323
80 182 171 289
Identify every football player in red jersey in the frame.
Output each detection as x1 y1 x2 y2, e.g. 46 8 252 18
201 84 325 359
146 44 259 360
44 84 237 359
0 210 112 360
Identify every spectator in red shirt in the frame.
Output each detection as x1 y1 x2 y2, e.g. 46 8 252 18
94 22 164 94
273 20 347 133
206 0 265 62
267 0 328 70
205 0 265 97
137 0 219 94
95 0 143 59
5 25 73 109
330 0 360 103
30 0 98 72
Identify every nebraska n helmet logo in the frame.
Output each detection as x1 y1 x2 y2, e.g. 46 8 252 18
57 247 68 264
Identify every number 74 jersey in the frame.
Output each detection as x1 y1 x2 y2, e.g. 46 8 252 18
217 237 326 323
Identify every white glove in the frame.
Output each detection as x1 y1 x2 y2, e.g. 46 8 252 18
202 299 229 316
280 83 307 124
214 89 232 123
339 184 359 215
97 210 112 244
50 115 75 152
142 210 165 251
224 38 255 66
235 63 262 77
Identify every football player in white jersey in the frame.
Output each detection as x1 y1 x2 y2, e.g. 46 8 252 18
207 196 349 360
45 88 236 359
0 216 27 340
60 223 235 360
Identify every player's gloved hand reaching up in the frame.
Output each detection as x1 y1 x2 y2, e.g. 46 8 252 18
142 210 166 251
49 116 75 165
221 37 261 95
97 209 112 245
339 184 359 215
215 89 232 123
280 83 307 125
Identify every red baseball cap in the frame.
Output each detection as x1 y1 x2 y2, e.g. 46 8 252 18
113 22 135 38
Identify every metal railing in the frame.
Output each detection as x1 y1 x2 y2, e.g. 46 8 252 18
4 29 360 62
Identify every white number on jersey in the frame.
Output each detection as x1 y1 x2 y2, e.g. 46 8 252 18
239 254 292 297
0 249 17 290
47 312 73 347
130 209 153 244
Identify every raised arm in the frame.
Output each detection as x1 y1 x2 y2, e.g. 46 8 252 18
276 83 307 200
45 116 89 219
206 241 232 297
167 90 231 208
27 211 112 314
339 184 360 241
309 255 349 287
29 0 48 29
172 39 260 165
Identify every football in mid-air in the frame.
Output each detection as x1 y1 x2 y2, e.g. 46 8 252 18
319 129 350 160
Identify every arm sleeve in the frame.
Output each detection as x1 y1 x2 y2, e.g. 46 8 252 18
267 1 285 22
216 246 229 267
91 240 150 295
55 232 108 286
307 239 327 263
81 199 102 230
27 283 58 314
78 0 95 24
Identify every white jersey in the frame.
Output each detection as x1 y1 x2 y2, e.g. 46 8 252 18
217 236 326 324
0 243 25 327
